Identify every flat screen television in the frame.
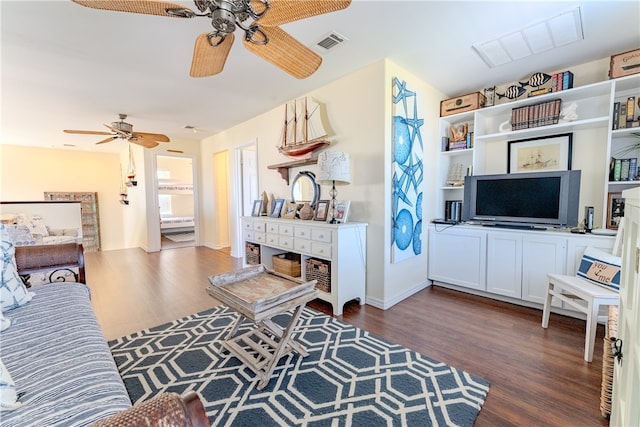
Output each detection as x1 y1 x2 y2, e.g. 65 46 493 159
462 170 581 228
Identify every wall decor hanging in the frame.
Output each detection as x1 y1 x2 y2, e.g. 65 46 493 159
391 77 424 263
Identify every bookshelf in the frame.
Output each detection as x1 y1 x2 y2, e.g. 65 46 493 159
436 74 640 227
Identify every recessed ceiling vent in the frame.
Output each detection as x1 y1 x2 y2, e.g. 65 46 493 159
315 31 348 53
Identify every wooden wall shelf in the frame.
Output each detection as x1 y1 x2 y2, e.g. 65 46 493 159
267 158 317 184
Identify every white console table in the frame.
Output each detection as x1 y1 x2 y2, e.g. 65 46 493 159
241 217 367 316
428 224 616 315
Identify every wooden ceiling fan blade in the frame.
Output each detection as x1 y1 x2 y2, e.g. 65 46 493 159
190 33 235 78
72 0 193 18
64 129 114 135
254 0 351 27
133 132 170 143
243 26 321 79
129 136 159 149
95 136 118 144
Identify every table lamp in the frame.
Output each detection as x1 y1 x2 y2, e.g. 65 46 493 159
316 151 351 223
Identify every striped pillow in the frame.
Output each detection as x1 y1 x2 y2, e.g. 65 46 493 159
576 246 621 291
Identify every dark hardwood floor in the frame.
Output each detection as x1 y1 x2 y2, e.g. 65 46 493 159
84 246 609 427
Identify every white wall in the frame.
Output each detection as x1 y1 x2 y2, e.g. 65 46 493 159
200 59 446 310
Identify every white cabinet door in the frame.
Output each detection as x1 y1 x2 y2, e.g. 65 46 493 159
611 188 640 426
486 233 522 298
522 235 567 304
428 226 486 290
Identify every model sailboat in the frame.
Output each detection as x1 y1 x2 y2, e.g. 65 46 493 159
278 97 330 158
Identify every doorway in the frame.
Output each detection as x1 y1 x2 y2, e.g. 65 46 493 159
157 155 196 249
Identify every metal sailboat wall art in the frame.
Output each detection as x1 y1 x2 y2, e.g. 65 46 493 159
278 97 330 158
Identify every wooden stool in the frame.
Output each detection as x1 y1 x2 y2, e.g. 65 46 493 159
542 274 619 362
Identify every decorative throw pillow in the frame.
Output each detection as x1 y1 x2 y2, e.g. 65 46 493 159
0 359 22 411
1 237 34 312
576 246 622 291
25 214 49 237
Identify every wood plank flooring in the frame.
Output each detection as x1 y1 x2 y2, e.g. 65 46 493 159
84 246 610 427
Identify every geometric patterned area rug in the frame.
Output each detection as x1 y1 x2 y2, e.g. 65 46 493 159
109 306 490 426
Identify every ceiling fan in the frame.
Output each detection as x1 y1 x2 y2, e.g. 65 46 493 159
63 114 171 148
71 0 351 79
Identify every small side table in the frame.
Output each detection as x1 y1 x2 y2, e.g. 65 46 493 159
207 265 317 390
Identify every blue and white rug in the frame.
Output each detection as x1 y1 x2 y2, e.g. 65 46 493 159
109 306 489 426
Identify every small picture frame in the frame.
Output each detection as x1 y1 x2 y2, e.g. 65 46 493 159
314 200 330 221
251 200 262 217
606 192 625 229
270 198 285 218
334 200 351 223
282 202 298 219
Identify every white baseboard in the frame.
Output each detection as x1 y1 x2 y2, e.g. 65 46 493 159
366 280 431 310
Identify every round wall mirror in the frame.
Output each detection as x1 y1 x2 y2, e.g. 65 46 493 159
291 171 320 207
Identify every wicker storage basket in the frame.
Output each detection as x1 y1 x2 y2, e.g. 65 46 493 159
305 258 331 293
245 242 260 265
600 305 619 418
272 253 301 277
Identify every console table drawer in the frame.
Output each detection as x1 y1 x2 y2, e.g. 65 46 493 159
265 233 278 246
278 236 294 249
254 222 266 233
311 228 332 243
279 225 294 236
294 226 312 239
294 238 311 253
244 230 254 241
311 241 332 258
266 223 279 234
253 232 266 243
243 221 254 231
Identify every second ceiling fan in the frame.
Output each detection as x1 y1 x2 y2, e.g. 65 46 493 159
72 0 352 79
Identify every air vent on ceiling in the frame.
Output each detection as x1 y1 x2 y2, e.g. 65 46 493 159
315 31 348 52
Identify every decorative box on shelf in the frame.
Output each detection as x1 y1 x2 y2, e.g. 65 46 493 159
440 92 486 117
272 253 301 277
609 48 640 79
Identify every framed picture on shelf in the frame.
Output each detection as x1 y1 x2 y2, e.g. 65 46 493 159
508 133 573 173
251 200 262 217
282 202 298 219
314 200 330 221
606 192 625 229
334 200 351 223
270 199 285 218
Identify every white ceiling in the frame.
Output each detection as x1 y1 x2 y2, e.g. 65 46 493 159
2 0 639 154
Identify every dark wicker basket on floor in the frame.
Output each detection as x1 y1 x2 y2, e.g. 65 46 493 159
305 258 331 293
600 305 618 418
245 242 260 265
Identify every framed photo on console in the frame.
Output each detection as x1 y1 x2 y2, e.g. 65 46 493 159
334 200 351 223
282 202 298 219
314 200 330 221
508 133 573 173
251 200 262 217
270 199 284 218
606 192 624 229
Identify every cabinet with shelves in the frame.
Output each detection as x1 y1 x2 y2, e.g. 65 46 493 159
435 74 640 228
241 217 367 316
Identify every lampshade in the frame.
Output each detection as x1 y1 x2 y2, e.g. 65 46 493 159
316 151 351 185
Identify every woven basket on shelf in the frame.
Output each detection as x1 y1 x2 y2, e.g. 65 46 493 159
272 253 301 277
305 258 331 293
600 305 619 418
245 243 260 265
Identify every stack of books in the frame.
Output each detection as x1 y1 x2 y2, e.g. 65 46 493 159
612 96 639 130
511 99 562 131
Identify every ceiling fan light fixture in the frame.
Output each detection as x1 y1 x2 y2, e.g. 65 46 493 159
211 7 236 33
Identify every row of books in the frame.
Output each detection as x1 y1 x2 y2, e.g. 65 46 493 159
610 157 638 181
441 132 474 152
612 96 639 130
529 71 574 96
511 99 562 131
